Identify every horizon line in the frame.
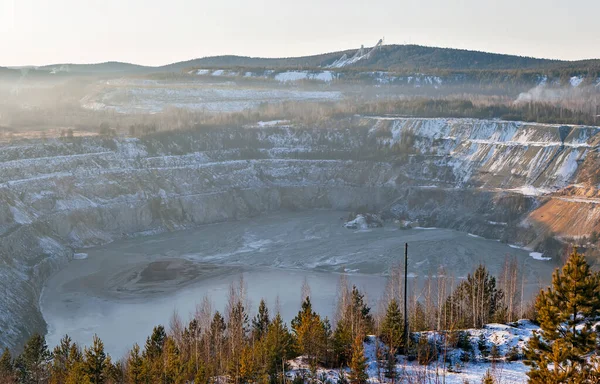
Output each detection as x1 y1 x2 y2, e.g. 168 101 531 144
4 41 599 69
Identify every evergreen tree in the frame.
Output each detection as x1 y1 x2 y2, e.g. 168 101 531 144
380 299 403 352
238 345 257 383
193 363 207 384
209 312 226 376
524 249 600 383
349 286 374 335
410 301 428 332
65 361 91 384
332 320 353 366
295 298 326 369
0 348 14 384
49 335 77 384
226 300 249 384
143 325 166 382
184 318 201 375
263 313 293 377
348 335 368 384
251 299 270 341
84 334 107 384
291 296 316 334
322 317 333 367
163 337 185 384
333 286 373 367
482 369 495 384
102 355 123 384
126 344 143 384
14 333 52 384
384 351 396 380
144 326 166 360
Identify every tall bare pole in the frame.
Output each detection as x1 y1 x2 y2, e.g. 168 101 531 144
404 242 409 353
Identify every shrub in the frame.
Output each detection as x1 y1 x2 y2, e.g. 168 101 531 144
506 346 521 361
416 336 438 365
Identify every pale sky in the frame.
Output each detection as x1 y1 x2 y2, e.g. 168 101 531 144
1 0 599 67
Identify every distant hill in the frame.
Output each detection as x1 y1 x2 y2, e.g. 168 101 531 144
0 67 20 78
352 45 558 70
162 45 600 72
157 52 344 72
36 61 151 74
8 44 600 76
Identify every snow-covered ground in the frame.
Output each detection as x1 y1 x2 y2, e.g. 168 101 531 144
288 321 536 383
81 82 343 113
189 68 447 87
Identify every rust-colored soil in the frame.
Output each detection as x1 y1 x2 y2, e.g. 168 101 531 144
529 198 600 237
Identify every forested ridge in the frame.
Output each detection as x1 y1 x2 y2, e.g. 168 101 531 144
11 44 600 75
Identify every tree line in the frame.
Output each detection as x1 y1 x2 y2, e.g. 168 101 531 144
1 249 600 383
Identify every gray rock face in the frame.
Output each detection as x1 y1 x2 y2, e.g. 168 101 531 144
0 117 596 350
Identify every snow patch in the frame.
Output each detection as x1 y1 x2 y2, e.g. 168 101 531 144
510 186 550 196
9 206 33 224
274 71 336 83
344 214 383 230
256 120 290 127
570 76 584 87
529 252 551 261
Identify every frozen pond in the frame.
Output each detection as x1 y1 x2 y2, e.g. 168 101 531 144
41 211 556 356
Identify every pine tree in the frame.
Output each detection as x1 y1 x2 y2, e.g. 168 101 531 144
0 348 14 384
263 313 293 377
322 317 333 367
525 248 600 383
65 361 91 384
332 320 353 366
384 351 396 381
84 334 107 384
15 333 52 384
251 299 270 341
209 311 226 376
144 326 166 360
50 335 79 384
163 337 185 384
410 301 428 332
295 297 326 370
332 286 373 367
482 369 495 384
291 296 316 334
380 299 403 353
349 286 374 335
143 325 166 382
102 355 123 384
348 335 368 384
193 362 208 384
126 344 144 384
226 300 249 384
238 345 257 383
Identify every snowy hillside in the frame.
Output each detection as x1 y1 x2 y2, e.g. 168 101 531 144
288 321 537 383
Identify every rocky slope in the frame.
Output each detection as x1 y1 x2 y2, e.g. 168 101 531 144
1 117 598 350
